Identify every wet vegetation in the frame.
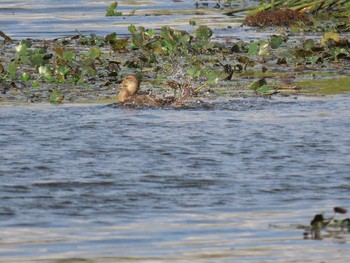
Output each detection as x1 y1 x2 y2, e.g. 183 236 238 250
1 1 350 104
303 207 350 240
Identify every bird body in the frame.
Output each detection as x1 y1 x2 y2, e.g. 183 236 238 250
117 74 179 107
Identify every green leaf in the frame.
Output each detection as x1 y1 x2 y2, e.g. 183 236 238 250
15 40 32 55
20 72 31 83
195 25 212 39
128 24 137 34
248 42 259 55
32 80 39 88
30 54 44 67
49 90 64 104
56 66 70 76
304 39 315 51
269 35 283 49
105 32 117 43
8 61 18 78
88 47 101 59
63 51 74 61
248 78 267 91
187 65 201 79
38 65 53 81
106 2 122 16
256 85 271 94
321 32 340 46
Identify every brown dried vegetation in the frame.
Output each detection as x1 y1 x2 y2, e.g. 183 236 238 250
244 9 312 27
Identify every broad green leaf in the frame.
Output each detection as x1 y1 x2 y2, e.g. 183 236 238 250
49 90 64 104
88 47 101 59
248 41 259 55
128 24 137 34
106 2 122 16
248 78 267 91
20 72 31 83
256 85 272 94
8 61 18 78
321 32 340 46
32 80 39 88
105 32 117 43
15 40 32 55
38 65 53 81
195 25 212 39
31 54 44 67
269 35 283 49
304 39 315 51
63 51 74 61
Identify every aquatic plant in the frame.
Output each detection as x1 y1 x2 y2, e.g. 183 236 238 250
106 2 122 16
304 206 349 240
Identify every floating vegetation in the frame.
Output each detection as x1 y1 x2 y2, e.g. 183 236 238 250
303 207 350 240
244 8 312 27
1 16 350 104
106 2 123 16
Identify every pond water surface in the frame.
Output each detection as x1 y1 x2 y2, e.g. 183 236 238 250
1 0 350 262
1 95 350 262
0 0 259 40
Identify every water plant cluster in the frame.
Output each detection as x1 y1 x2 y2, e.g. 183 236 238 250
1 19 350 103
304 206 350 240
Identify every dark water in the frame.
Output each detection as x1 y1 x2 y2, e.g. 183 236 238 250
1 95 350 262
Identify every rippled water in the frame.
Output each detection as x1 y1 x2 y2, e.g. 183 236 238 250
1 95 350 262
0 0 255 40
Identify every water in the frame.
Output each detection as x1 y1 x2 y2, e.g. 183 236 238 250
0 0 252 40
1 95 350 262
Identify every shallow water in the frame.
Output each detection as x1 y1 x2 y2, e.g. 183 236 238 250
1 95 350 262
0 0 254 40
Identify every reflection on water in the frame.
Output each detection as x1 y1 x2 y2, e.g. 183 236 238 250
1 95 350 262
0 0 250 39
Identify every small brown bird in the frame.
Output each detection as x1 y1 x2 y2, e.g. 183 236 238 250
117 74 177 107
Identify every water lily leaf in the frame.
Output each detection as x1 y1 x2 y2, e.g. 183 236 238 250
321 32 340 46
128 24 137 34
106 2 122 16
187 65 201 79
32 80 39 88
20 72 31 83
8 61 18 78
269 35 283 49
49 90 64 104
195 25 212 39
31 54 44 67
258 42 270 56
145 29 155 37
15 40 32 55
248 78 267 91
88 47 101 59
207 70 219 85
63 51 74 61
112 38 128 51
38 65 53 81
304 39 315 51
248 41 259 55
56 66 70 76
256 85 271 94
131 33 143 47
105 32 117 43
